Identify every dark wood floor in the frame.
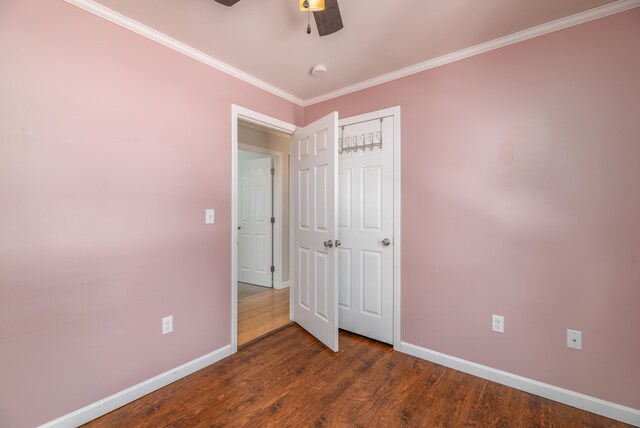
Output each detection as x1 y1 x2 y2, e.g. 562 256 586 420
84 325 629 427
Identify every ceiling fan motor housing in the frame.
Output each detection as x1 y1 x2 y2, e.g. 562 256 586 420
214 0 343 37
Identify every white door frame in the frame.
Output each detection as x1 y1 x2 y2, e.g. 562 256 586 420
230 104 402 352
338 106 402 350
231 105 296 353
238 143 284 290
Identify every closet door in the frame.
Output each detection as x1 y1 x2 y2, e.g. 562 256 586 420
291 112 339 352
337 115 394 344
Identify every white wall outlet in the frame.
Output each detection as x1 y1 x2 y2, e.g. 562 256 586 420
567 329 582 350
162 315 173 335
492 314 505 333
205 209 215 224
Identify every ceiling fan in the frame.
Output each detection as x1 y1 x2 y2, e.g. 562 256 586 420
213 0 344 36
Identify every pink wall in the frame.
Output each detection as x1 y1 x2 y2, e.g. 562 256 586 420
306 9 640 409
0 1 301 427
1 1 638 426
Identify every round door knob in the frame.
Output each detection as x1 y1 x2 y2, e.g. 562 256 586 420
335 240 342 248
381 238 391 247
324 240 333 248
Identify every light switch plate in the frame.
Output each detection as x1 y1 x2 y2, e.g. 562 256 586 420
205 209 215 224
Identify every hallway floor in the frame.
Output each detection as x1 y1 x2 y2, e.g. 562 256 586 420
238 285 290 346
238 282 272 299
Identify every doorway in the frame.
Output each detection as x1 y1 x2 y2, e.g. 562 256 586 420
231 105 401 353
233 113 296 348
289 107 401 351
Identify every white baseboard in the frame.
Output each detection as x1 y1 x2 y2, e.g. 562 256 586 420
39 345 233 428
395 341 640 427
274 280 290 290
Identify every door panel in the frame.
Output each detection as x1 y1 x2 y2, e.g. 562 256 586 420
315 252 328 320
299 247 310 309
361 250 382 317
338 116 394 344
298 169 310 229
338 170 352 229
338 248 352 309
315 165 328 231
362 166 382 231
292 112 339 352
238 156 273 287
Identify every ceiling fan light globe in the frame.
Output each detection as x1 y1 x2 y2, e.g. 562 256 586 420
300 0 325 12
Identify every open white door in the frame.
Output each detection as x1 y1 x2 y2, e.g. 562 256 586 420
338 115 394 344
238 156 273 287
291 112 339 352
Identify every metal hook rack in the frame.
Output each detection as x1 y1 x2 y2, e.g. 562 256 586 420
338 119 383 154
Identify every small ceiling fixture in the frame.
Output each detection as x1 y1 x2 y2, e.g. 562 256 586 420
310 64 328 77
300 0 325 34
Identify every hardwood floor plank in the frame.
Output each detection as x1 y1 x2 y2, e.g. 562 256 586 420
84 325 631 428
238 287 291 346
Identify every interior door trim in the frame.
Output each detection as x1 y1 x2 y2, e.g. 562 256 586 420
230 104 401 354
231 105 296 353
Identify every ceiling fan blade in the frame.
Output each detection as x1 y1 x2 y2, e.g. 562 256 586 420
313 0 343 36
214 0 241 6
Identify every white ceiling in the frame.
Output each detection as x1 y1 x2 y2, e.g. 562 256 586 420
92 0 618 102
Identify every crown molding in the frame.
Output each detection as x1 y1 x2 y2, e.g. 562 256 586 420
64 0 304 106
65 0 639 108
302 0 640 106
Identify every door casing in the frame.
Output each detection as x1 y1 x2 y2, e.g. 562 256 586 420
230 104 401 354
231 105 296 353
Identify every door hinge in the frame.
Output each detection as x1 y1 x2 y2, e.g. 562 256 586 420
271 217 275 224
271 168 275 175
270 265 275 273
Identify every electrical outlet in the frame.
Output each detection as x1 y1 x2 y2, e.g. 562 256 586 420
205 209 215 224
162 315 173 335
492 314 504 333
567 329 582 350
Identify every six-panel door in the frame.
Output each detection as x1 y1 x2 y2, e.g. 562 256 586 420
238 156 273 287
291 112 339 352
337 116 394 344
